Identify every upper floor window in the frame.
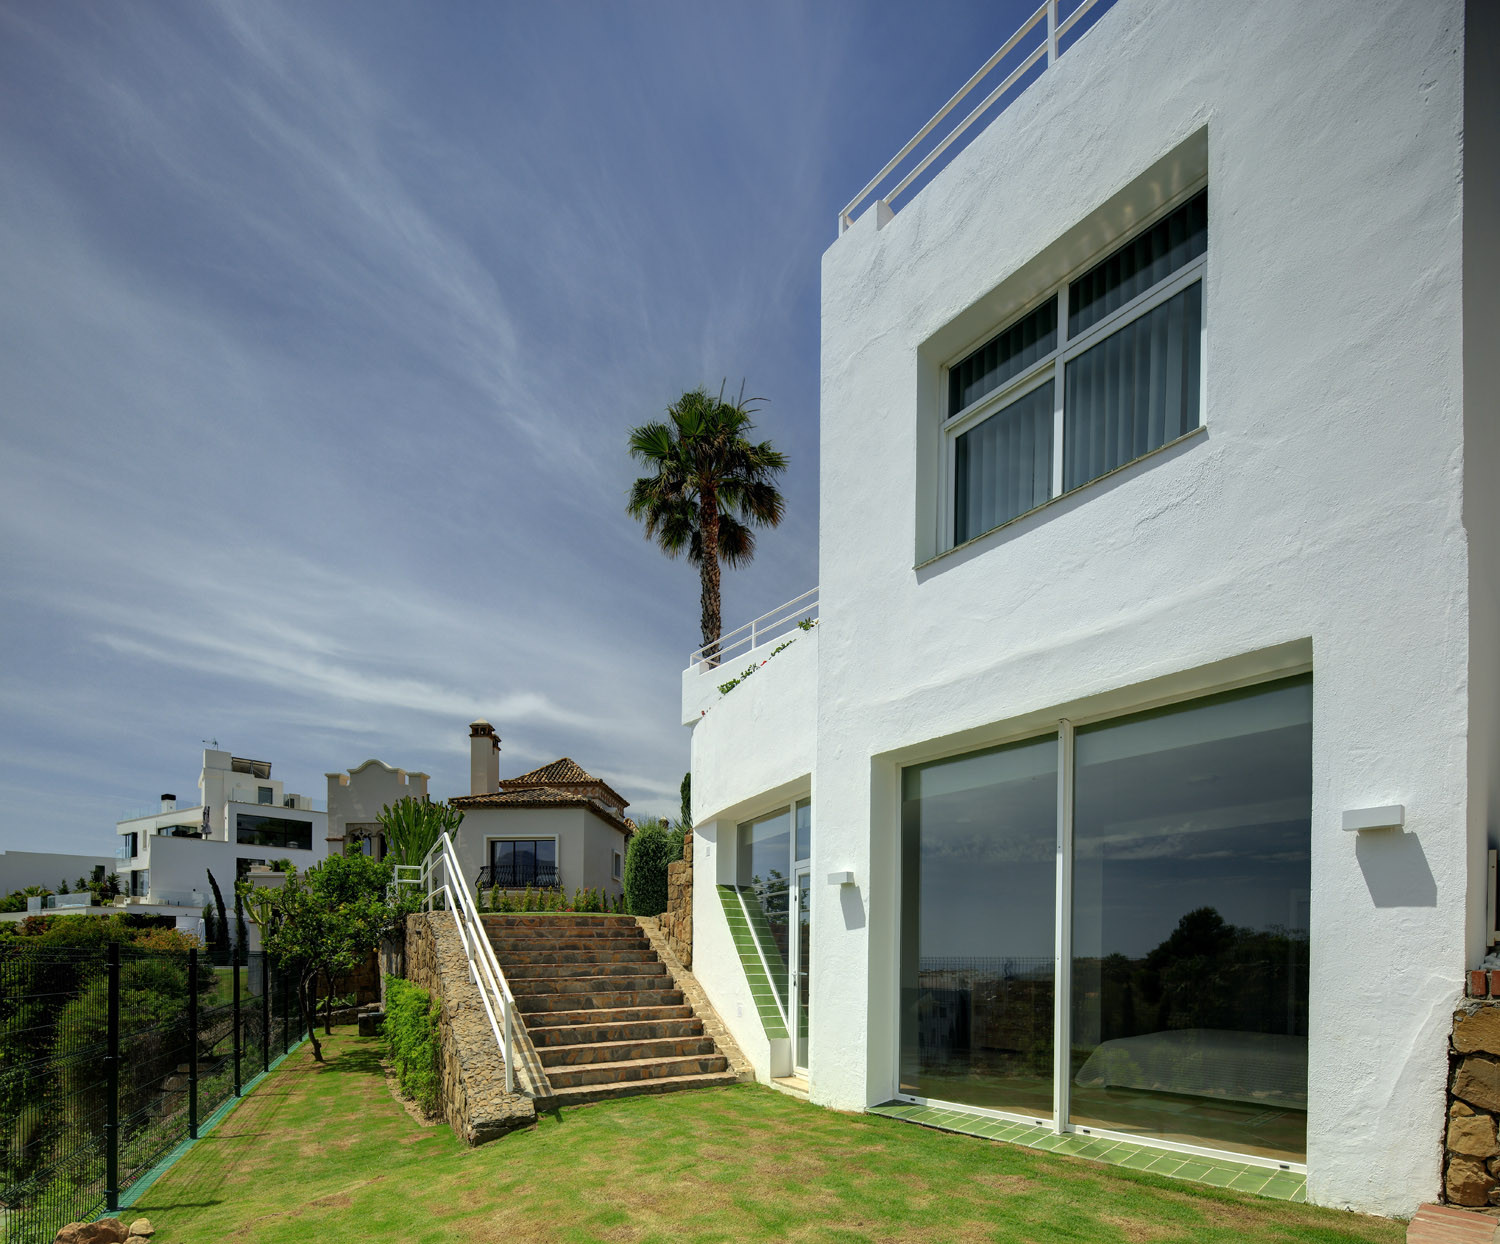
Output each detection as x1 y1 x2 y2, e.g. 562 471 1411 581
257 786 273 805
235 813 313 851
945 188 1206 547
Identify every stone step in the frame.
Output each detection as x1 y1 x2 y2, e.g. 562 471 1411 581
515 989 684 1014
522 1004 694 1028
504 960 667 981
482 915 641 933
508 974 671 997
545 1052 729 1089
546 1070 741 1108
489 936 650 955
539 1036 719 1067
527 1017 705 1047
493 947 659 967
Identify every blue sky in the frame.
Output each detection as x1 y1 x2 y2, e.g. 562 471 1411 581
0 0 1046 852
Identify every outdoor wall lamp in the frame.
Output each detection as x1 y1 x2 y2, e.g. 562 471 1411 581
827 871 855 886
1342 805 1405 833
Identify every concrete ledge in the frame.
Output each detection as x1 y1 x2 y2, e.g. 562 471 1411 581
634 914 755 1083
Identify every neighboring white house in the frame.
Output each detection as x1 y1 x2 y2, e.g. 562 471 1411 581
449 720 632 901
113 748 327 923
684 0 1498 1219
0 849 114 896
325 759 431 859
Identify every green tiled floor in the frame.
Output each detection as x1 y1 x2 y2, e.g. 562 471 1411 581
867 1101 1306 1203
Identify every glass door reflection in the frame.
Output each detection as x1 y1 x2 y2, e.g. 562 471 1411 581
793 868 811 1071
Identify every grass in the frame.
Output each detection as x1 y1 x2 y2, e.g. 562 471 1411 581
132 1029 1404 1244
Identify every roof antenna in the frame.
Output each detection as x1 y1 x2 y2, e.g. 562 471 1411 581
202 738 218 748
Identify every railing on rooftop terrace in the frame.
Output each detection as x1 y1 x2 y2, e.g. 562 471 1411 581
838 0 1111 235
687 586 818 671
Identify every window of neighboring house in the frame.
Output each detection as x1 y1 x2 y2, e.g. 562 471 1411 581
235 813 313 851
257 786 273 805
487 839 558 888
130 869 149 897
945 188 1207 548
124 832 138 858
612 850 623 881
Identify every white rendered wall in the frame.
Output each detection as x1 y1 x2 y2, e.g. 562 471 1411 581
132 832 322 905
326 760 430 846
0 850 114 893
800 0 1475 1217
688 625 817 1083
456 805 626 897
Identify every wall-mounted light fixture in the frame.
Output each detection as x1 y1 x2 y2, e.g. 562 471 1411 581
1341 805 1405 833
827 871 855 887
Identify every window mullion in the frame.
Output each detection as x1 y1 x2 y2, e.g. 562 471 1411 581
1053 718 1075 1133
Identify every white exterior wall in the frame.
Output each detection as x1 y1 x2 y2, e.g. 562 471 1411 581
122 830 322 907
456 805 627 898
686 0 1491 1218
326 759 430 847
0 850 114 894
689 628 818 1081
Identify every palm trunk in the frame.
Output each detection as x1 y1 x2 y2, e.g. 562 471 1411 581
699 490 722 667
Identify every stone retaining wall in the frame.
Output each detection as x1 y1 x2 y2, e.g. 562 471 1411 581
406 911 535 1143
1443 973 1500 1205
660 833 693 968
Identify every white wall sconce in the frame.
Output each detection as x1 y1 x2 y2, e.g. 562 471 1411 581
1342 805 1405 833
827 871 855 887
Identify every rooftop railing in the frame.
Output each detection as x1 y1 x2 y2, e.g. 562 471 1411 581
838 0 1110 235
687 586 818 671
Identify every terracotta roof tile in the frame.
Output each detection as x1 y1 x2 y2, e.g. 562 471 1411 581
450 783 633 835
503 758 594 786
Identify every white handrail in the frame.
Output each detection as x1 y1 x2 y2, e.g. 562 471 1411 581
837 0 1105 235
688 586 818 670
401 832 519 1096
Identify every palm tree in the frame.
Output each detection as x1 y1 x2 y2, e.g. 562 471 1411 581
628 386 788 666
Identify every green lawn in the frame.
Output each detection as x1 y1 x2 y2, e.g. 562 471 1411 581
132 1029 1403 1244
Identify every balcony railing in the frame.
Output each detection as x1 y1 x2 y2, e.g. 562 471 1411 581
475 864 560 891
688 586 818 671
838 0 1111 235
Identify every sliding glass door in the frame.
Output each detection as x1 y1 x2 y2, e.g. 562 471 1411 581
899 735 1058 1117
897 674 1312 1163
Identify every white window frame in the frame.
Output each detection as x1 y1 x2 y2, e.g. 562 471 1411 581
939 183 1209 553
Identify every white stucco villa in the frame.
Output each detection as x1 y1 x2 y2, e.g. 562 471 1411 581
683 0 1497 1218
113 748 327 920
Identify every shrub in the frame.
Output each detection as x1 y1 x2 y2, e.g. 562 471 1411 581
383 975 441 1115
623 820 681 916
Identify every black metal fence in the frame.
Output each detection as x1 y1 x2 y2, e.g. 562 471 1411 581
0 943 307 1244
475 863 559 889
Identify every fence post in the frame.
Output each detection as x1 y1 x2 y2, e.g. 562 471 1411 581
261 958 271 1073
232 947 242 1096
188 948 200 1138
105 942 120 1212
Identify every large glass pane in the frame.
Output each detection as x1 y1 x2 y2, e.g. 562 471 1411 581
795 799 811 862
1070 676 1312 1162
900 735 1058 1116
796 871 811 1069
1062 281 1201 492
1069 190 1207 336
949 296 1058 416
738 807 792 1013
954 380 1054 544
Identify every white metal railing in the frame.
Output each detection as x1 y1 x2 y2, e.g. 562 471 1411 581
687 586 818 670
838 0 1107 235
400 833 520 1095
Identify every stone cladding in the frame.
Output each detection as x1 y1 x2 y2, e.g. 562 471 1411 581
660 833 694 968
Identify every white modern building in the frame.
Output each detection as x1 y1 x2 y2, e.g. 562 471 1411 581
0 849 114 897
684 0 1497 1218
114 748 328 914
326 758 431 859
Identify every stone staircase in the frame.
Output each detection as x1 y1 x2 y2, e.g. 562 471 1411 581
482 913 740 1107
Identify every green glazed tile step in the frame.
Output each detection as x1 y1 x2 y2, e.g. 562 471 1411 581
866 1102 1305 1203
715 886 789 1040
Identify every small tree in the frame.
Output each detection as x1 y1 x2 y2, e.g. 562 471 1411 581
243 853 396 1062
679 772 692 833
378 796 464 867
623 820 681 917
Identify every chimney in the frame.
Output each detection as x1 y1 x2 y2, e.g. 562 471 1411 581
469 720 499 795
161 793 177 813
